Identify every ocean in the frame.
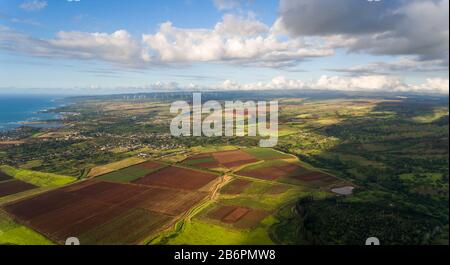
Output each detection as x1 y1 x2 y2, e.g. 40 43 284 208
0 95 66 132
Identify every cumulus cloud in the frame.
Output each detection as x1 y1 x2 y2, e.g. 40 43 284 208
20 0 47 11
278 0 449 61
217 75 449 94
328 58 449 75
0 15 333 68
0 26 145 67
141 15 333 67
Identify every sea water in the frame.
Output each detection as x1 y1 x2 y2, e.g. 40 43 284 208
0 95 65 131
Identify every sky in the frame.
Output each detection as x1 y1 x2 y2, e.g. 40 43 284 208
0 0 448 95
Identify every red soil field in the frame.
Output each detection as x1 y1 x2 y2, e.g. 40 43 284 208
28 198 109 236
54 205 131 239
133 166 217 190
208 205 237 220
212 150 259 168
234 209 269 229
293 172 335 182
195 161 222 168
0 171 13 182
78 208 173 245
0 180 36 197
222 179 252 194
238 167 287 180
4 190 80 221
222 207 250 223
3 175 214 244
68 181 149 205
120 187 208 216
209 205 268 228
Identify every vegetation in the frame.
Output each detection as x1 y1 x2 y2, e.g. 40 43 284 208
0 165 75 187
0 91 447 245
0 211 53 245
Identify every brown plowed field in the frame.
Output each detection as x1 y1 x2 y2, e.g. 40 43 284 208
78 208 173 245
121 187 208 216
4 190 80 221
222 179 252 194
53 205 131 239
69 181 148 204
222 207 250 223
209 205 268 228
208 205 237 220
28 198 110 236
234 209 269 229
0 180 36 197
3 178 211 244
133 166 217 190
212 150 259 168
293 172 336 182
238 167 287 180
0 171 13 182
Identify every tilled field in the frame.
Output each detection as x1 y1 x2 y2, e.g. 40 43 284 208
133 166 218 190
0 180 37 197
208 205 269 229
2 175 215 244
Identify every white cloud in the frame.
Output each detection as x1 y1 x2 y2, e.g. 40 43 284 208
412 78 449 94
0 26 144 67
217 75 449 94
328 58 448 75
20 0 47 11
0 14 334 68
141 15 333 66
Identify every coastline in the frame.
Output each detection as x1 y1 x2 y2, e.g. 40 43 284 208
0 95 66 132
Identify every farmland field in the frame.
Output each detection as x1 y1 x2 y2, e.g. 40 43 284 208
0 180 37 198
97 161 166 183
87 157 147 178
2 160 219 244
0 166 75 187
133 166 218 190
0 171 12 182
0 92 447 245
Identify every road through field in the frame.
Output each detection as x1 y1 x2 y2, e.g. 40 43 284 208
146 174 232 244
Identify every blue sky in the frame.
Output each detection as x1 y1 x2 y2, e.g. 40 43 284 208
0 0 448 94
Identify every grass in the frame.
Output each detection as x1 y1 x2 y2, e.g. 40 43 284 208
0 211 53 245
184 157 215 166
0 165 75 187
165 219 274 245
244 147 292 160
190 145 238 153
87 157 146 177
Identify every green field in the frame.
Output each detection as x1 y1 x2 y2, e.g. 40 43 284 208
0 165 75 187
0 211 53 245
244 147 292 160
